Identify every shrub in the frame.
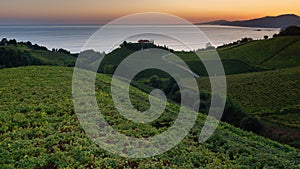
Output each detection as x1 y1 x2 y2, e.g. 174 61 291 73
264 35 269 40
150 75 161 88
240 116 262 133
222 96 247 127
277 25 300 36
102 64 115 74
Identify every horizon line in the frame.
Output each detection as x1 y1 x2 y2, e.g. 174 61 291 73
0 13 298 25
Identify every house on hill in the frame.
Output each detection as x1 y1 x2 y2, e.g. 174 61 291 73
138 39 154 44
137 39 154 50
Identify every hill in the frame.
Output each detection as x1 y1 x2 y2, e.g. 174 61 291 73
2 36 300 77
0 39 76 68
197 14 300 28
173 36 300 73
173 51 264 76
198 20 230 25
218 36 300 69
197 66 300 148
0 66 299 168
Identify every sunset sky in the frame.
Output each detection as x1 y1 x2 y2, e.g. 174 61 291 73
0 0 299 24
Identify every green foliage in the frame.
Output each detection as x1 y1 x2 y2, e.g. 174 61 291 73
99 47 134 73
82 36 300 83
176 36 300 73
240 116 262 133
0 48 42 68
102 64 115 74
182 59 262 76
198 66 300 148
194 93 248 128
222 97 247 127
217 36 300 69
0 66 299 168
0 39 76 68
277 26 300 36
149 75 162 88
0 38 17 46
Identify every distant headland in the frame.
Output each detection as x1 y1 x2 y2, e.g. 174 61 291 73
196 14 300 29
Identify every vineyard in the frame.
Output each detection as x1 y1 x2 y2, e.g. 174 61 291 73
197 66 300 148
0 66 299 168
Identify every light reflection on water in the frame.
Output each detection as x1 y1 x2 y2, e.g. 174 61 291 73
0 25 279 53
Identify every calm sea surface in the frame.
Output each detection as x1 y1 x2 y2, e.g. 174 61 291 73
0 25 279 53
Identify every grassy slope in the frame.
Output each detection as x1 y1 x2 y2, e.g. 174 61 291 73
171 36 300 76
0 44 76 66
218 36 300 69
100 47 134 67
197 67 300 147
150 51 262 76
0 66 299 168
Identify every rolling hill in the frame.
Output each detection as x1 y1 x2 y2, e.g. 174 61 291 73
0 66 299 168
197 14 300 28
196 66 300 148
218 36 300 69
0 42 76 68
172 36 300 74
2 36 300 77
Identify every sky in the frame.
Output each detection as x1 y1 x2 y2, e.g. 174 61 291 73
0 0 299 24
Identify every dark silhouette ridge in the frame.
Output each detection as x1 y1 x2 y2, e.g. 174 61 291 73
197 14 300 28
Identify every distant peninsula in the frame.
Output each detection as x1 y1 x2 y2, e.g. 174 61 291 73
196 14 300 28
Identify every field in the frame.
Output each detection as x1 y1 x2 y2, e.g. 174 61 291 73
168 36 300 76
0 66 299 168
197 66 300 147
218 36 300 69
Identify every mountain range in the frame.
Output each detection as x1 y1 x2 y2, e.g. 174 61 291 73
197 14 300 28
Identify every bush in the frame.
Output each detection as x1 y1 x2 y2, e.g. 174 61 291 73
240 116 262 133
222 97 247 127
277 25 300 36
264 35 269 40
150 75 161 88
102 64 115 74
194 94 247 127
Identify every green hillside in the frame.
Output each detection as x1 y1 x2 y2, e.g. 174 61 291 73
2 36 300 77
0 66 299 168
218 36 300 69
183 59 262 76
169 36 300 76
0 42 76 68
197 66 300 148
97 47 263 77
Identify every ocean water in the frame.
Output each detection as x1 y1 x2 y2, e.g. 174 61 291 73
0 25 279 53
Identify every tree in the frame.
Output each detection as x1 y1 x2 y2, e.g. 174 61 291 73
206 42 215 50
150 75 161 88
102 64 115 74
239 37 253 43
58 48 70 54
25 41 32 47
278 25 300 36
240 116 262 133
8 39 17 45
0 38 8 46
120 41 128 48
221 96 247 126
264 35 269 40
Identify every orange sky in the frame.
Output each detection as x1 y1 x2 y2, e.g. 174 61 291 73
0 0 299 24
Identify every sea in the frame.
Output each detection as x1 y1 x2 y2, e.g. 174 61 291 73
0 25 279 53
